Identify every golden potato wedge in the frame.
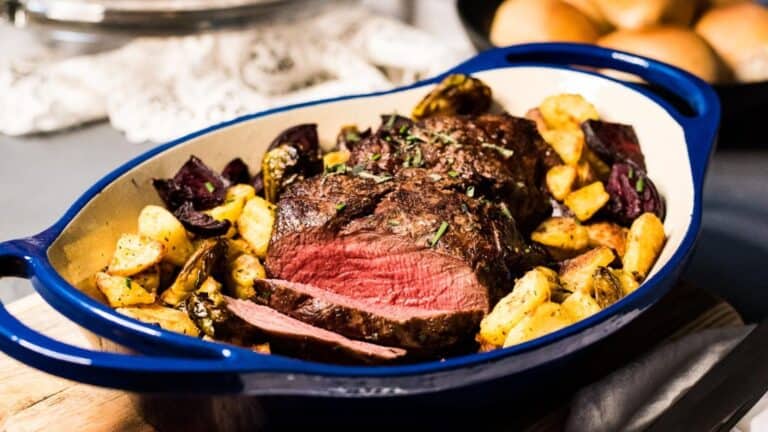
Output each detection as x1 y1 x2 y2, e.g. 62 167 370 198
116 304 200 336
612 268 640 295
107 234 165 277
225 238 255 262
503 302 573 347
546 165 577 200
531 217 589 252
542 129 584 166
587 222 628 257
591 267 624 308
539 93 599 131
238 196 277 258
564 181 610 221
95 272 156 308
623 213 666 281
131 266 161 294
227 253 266 299
323 150 350 170
477 267 557 347
205 184 256 237
138 205 194 266
252 342 271 354
559 246 616 293
561 290 602 322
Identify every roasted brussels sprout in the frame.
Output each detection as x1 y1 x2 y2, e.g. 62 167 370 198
185 276 229 338
152 156 229 211
161 238 227 306
222 158 251 185
582 119 645 170
412 74 492 120
591 267 624 308
173 202 231 237
605 163 665 225
261 124 322 202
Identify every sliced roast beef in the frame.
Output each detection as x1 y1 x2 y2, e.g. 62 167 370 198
226 297 406 363
251 278 484 352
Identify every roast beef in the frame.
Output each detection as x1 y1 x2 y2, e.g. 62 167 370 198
251 278 484 352
265 113 551 352
226 297 406 363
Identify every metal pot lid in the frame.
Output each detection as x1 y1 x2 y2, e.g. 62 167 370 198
4 0 321 34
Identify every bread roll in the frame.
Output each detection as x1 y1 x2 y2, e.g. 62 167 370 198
696 2 768 82
490 0 600 46
593 0 698 30
562 0 612 31
598 27 722 82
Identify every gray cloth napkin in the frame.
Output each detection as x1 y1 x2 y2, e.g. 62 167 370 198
565 325 755 432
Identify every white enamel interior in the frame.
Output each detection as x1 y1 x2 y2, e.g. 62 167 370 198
47 67 694 303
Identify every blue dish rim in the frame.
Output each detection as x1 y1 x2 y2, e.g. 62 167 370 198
0 43 720 388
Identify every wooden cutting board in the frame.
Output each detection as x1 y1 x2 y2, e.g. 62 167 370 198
0 284 744 432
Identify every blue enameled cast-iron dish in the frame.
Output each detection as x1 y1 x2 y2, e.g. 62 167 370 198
0 44 719 423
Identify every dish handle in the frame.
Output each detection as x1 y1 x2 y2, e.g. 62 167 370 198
446 43 721 184
0 238 291 393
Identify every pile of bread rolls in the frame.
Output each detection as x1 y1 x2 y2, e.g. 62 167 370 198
490 0 768 83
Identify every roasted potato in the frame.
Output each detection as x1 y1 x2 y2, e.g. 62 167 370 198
542 129 584 166
503 302 573 347
559 246 616 293
205 184 256 237
564 181 610 221
531 217 589 252
161 238 227 306
227 253 266 299
323 150 350 171
539 93 600 131
95 272 156 308
575 160 598 187
591 267 624 308
138 205 194 266
612 268 640 295
477 267 558 347
587 222 628 257
238 196 276 258
107 234 165 277
623 212 666 281
116 304 200 336
546 165 577 200
131 266 161 294
561 290 602 321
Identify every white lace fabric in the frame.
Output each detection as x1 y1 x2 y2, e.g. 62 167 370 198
0 5 468 143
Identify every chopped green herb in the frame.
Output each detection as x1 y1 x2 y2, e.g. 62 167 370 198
204 182 215 193
402 156 412 168
412 147 423 167
385 114 397 128
357 171 393 184
125 277 132 288
461 202 470 213
430 221 450 247
370 153 382 161
481 143 515 158
351 164 366 174
635 177 645 192
466 186 475 198
499 202 513 220
335 202 347 211
325 163 347 175
405 134 424 143
628 167 634 179
399 124 409 135
388 219 400 226
428 173 442 182
345 131 360 142
434 132 457 145
448 170 459 178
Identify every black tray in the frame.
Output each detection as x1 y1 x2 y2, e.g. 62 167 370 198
456 0 768 148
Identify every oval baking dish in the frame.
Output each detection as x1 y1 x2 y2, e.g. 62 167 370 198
0 44 718 399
